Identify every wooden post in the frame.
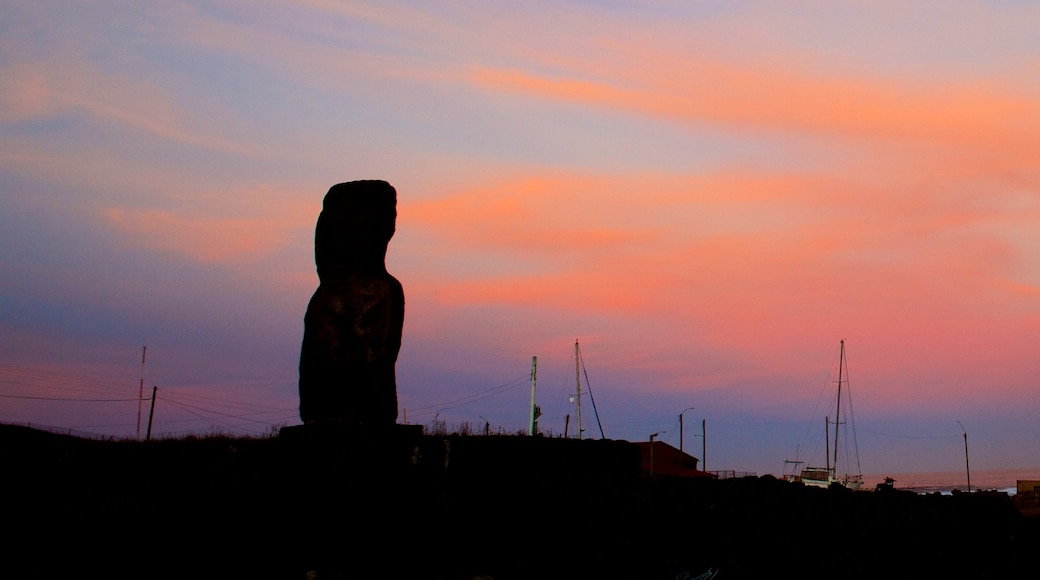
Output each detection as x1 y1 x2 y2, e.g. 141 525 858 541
146 386 157 441
959 421 972 492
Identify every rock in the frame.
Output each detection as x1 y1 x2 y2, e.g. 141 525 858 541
298 180 404 425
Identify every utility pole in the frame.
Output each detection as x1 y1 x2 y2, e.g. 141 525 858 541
702 418 706 473
136 346 146 440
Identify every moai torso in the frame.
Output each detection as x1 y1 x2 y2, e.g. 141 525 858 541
298 180 404 425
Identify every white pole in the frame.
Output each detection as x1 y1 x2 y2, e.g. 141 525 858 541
529 356 538 436
574 340 582 440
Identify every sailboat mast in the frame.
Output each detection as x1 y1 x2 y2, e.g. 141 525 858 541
825 416 830 472
832 339 845 473
574 339 583 440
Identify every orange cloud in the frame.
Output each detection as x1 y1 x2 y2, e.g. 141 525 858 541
400 174 663 260
393 163 1039 406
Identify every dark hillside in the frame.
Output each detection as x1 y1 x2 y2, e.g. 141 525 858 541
4 423 1035 580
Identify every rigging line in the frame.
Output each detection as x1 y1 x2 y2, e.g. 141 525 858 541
545 353 575 426
796 375 830 452
794 342 843 455
0 393 140 402
843 356 862 475
856 427 963 440
576 344 605 440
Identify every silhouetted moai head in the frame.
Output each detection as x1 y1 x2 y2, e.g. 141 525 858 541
298 180 404 426
314 181 398 280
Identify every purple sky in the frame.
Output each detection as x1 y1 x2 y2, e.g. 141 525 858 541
2 1 1039 479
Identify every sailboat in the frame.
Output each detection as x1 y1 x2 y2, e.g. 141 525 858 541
784 339 863 491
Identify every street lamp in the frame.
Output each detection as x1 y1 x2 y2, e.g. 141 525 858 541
480 416 490 436
649 431 664 478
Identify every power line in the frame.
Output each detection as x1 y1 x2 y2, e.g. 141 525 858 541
406 375 529 415
159 392 294 426
0 368 137 396
158 399 273 436
0 393 140 402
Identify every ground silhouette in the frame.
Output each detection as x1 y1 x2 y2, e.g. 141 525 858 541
5 423 1036 580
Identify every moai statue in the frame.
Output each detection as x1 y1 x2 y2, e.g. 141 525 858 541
298 180 404 426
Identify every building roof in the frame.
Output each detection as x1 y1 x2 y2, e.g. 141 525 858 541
633 440 714 479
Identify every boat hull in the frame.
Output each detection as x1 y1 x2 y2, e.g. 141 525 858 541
801 477 863 491
785 467 863 491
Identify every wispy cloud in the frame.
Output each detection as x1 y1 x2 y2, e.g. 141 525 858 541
0 60 251 155
103 185 315 265
469 61 1040 148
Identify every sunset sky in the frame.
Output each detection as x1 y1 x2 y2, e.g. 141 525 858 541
2 0 1039 479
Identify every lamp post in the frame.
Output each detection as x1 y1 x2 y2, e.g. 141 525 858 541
480 416 490 436
958 421 971 493
679 407 695 465
649 431 664 478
